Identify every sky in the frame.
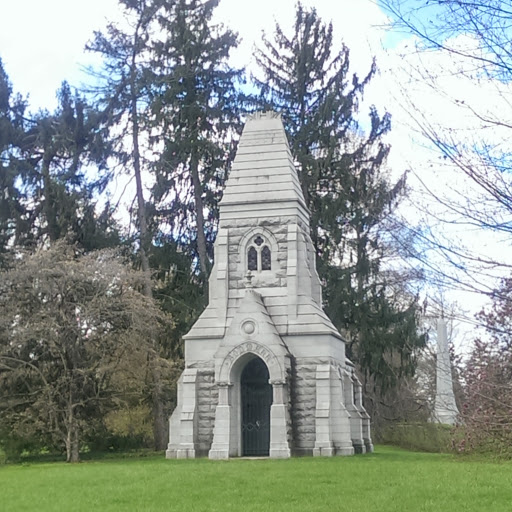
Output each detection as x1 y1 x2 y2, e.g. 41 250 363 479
0 0 506 350
0 0 389 110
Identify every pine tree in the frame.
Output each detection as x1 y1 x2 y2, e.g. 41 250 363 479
254 3 425 390
150 0 244 289
86 0 171 449
86 0 159 297
0 58 28 268
1 76 119 256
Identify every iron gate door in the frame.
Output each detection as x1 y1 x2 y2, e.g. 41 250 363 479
241 357 272 456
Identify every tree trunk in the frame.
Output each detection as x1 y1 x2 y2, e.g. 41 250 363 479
190 147 210 291
151 357 168 450
128 23 152 299
130 63 152 299
65 411 80 463
129 28 168 451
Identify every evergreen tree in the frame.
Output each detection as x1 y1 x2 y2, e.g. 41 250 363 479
1 73 119 257
86 0 160 298
86 0 172 449
254 3 425 390
150 0 244 289
0 58 28 268
25 84 118 248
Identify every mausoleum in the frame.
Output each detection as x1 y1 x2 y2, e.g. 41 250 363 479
166 112 372 459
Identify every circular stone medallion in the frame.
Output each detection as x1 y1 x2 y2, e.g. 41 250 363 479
241 320 256 335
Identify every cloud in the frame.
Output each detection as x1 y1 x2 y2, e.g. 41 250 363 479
214 0 387 76
0 0 118 110
1 0 387 110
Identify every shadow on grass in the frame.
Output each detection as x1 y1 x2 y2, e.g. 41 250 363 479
1 448 166 465
2 444 489 467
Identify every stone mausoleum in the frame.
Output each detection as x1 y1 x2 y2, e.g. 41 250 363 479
166 112 372 459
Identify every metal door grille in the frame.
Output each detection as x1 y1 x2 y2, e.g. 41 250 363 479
241 357 272 456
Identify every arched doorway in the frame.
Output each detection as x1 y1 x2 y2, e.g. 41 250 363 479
241 357 272 456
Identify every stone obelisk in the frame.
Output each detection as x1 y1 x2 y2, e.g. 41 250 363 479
433 318 459 425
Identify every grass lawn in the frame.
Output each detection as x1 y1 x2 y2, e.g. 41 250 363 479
1 446 511 511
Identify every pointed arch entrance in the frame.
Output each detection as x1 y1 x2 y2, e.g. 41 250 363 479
241 357 272 456
209 339 291 459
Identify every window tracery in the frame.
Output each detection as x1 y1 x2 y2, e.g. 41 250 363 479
261 246 271 271
246 235 272 272
248 247 258 271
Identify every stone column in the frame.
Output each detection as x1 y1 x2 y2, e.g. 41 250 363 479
286 224 299 321
434 318 459 425
313 364 334 456
208 382 232 459
176 369 198 459
328 368 354 456
354 377 373 453
269 380 291 458
342 370 364 454
166 372 183 458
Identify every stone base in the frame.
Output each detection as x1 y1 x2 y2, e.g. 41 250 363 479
352 441 366 454
313 445 335 457
270 448 291 459
165 448 177 459
335 445 355 456
208 449 229 460
364 442 374 453
176 448 196 459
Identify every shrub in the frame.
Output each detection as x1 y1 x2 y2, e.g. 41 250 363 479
378 422 454 453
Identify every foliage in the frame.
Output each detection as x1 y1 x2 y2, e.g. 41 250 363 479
150 241 204 359
378 422 454 453
455 276 512 458
0 65 120 259
0 241 171 462
150 0 245 282
381 0 512 293
2 448 512 511
0 58 29 269
254 3 425 390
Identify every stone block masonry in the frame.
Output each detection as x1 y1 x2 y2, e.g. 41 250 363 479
167 112 372 459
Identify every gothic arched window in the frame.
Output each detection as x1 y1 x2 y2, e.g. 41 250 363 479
248 246 258 271
246 236 272 272
261 246 271 270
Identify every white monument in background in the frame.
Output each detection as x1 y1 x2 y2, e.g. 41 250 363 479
166 112 372 459
433 318 459 425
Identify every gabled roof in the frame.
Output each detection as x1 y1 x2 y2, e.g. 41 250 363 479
214 288 291 360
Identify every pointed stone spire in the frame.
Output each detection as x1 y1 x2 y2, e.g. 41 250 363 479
220 111 309 228
434 318 459 425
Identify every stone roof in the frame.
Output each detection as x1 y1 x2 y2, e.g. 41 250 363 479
184 111 343 342
220 112 307 212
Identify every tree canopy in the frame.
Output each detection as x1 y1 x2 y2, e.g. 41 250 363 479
0 241 169 462
254 3 426 391
0 0 434 458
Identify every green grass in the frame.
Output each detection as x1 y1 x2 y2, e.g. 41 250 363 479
1 446 511 511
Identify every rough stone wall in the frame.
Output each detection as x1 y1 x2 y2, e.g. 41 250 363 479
224 220 289 294
195 368 218 455
290 357 354 455
290 358 320 455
